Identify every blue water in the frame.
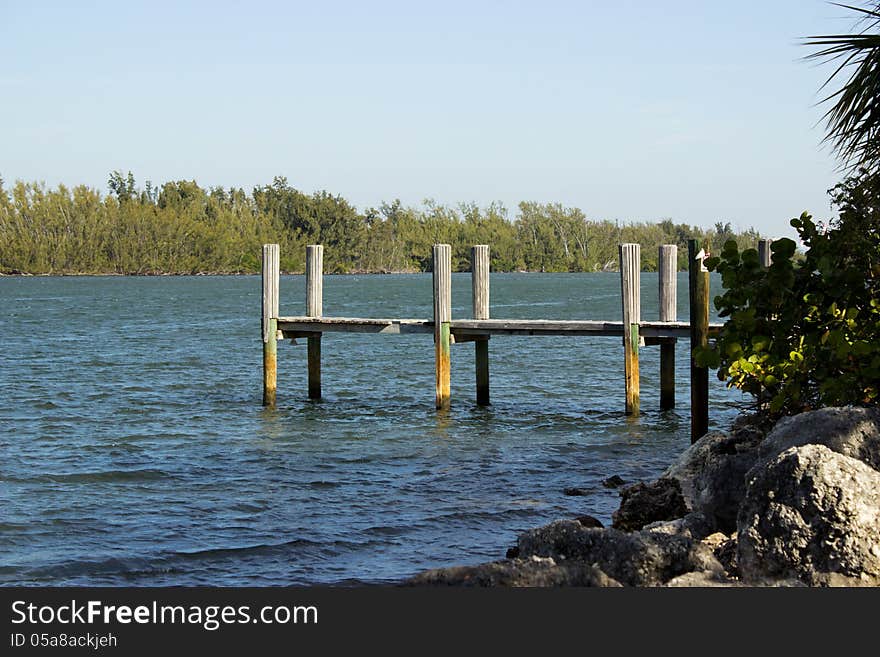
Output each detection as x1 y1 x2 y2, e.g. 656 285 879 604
0 272 744 585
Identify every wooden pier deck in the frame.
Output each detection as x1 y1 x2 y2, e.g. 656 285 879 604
260 240 765 443
278 317 716 339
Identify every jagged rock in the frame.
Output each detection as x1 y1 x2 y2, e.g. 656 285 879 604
602 475 626 488
643 511 714 540
711 535 739 578
701 532 728 550
738 444 880 586
663 426 765 533
661 406 879 537
611 478 688 531
665 570 739 587
516 520 723 586
755 406 880 473
808 573 880 587
404 557 622 587
563 487 590 496
731 411 776 435
642 519 681 536
575 515 604 528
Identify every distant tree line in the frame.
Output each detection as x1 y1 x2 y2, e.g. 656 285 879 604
0 172 762 275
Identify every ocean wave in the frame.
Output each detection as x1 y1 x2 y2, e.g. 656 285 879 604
3 468 172 484
2 536 385 584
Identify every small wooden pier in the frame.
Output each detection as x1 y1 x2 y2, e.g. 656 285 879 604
259 239 762 443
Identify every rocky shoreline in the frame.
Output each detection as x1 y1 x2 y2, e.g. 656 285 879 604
405 406 880 587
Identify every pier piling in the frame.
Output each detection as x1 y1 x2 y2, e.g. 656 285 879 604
262 243 280 406
659 244 677 410
433 244 452 410
471 245 490 406
758 238 773 268
757 238 774 406
688 239 710 442
619 243 641 416
306 244 323 400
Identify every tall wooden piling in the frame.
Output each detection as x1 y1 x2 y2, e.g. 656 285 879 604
619 243 640 416
306 245 323 400
471 245 490 405
688 239 710 442
758 238 773 268
659 244 677 410
433 244 452 410
262 244 280 406
757 238 774 406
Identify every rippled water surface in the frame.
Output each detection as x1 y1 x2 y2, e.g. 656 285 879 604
0 272 744 585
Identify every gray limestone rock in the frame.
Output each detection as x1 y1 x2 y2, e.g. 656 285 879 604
611 478 688 531
404 556 621 587
755 406 880 473
662 426 765 533
738 444 880 586
516 520 723 586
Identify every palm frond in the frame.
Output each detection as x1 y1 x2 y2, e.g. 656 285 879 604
804 2 880 171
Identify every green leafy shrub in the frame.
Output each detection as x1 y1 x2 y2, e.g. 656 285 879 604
0 172 762 275
698 171 880 414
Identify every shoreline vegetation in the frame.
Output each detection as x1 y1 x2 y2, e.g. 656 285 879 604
0 172 762 276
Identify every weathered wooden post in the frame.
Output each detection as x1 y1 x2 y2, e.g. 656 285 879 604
757 237 775 407
659 244 677 410
471 245 490 405
262 243 280 406
306 244 323 400
758 238 773 268
688 239 710 442
619 243 640 416
433 244 452 410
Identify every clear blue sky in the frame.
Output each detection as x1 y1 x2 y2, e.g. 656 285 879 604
0 1 858 238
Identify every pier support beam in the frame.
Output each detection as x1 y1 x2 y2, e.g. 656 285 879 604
433 244 452 410
757 238 774 407
758 238 773 268
306 245 323 399
659 244 677 410
471 245 490 405
619 243 640 416
262 244 280 406
688 239 710 443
